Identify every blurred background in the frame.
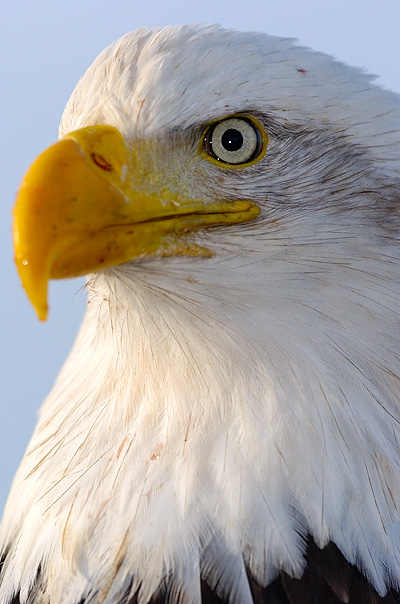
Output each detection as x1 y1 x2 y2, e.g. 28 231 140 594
1 0 399 513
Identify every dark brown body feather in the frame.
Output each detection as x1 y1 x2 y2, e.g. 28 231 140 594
5 537 400 603
146 538 400 604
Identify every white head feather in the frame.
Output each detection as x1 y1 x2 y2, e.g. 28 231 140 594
1 24 400 604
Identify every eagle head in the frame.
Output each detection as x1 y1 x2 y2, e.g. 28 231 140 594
2 24 400 604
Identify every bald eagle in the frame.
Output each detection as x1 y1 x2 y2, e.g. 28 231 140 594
1 24 400 604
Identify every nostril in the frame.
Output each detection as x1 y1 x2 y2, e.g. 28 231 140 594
92 153 113 171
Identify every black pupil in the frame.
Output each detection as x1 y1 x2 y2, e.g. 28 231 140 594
221 128 243 152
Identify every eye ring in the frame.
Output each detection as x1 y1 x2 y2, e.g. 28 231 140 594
202 116 265 166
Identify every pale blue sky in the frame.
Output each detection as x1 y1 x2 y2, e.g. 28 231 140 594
1 0 399 514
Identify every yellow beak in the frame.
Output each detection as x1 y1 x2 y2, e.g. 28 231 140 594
13 125 260 320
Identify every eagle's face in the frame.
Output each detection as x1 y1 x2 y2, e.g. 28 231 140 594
16 27 399 323
4 23 400 604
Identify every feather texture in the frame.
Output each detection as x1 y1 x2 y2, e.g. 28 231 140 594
1 24 400 604
4 538 400 603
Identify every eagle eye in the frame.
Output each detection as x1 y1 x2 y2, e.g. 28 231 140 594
202 116 265 166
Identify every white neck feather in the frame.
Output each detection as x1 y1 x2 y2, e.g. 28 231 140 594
2 228 400 602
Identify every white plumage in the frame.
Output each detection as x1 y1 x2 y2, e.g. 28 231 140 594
1 24 400 604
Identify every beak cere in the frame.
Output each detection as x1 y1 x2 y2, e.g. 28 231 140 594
13 125 260 321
